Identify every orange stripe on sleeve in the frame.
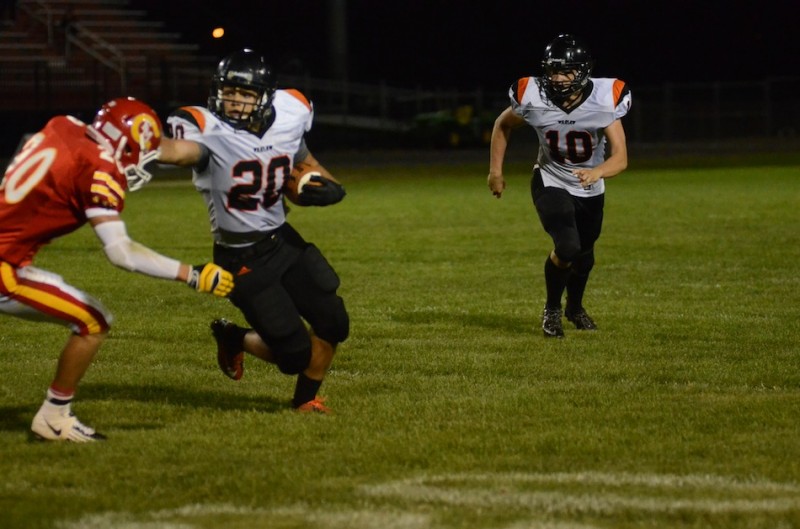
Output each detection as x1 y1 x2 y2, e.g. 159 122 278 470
184 107 207 132
613 79 626 106
285 89 312 111
516 78 531 103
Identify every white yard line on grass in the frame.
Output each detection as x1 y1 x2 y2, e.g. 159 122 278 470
59 472 800 529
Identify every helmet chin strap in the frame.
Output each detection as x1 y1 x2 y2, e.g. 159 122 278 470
246 103 274 135
542 72 589 106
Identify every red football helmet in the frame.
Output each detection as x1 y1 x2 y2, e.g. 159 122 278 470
91 97 163 191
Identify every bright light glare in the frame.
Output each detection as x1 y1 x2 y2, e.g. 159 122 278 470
212 27 225 39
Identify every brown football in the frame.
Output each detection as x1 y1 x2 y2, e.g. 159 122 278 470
283 161 339 205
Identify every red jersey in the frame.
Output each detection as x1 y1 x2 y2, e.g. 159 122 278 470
0 116 127 267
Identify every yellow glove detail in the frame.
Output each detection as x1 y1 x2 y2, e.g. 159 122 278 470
188 263 234 297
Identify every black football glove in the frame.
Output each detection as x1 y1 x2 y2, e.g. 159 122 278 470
298 175 346 206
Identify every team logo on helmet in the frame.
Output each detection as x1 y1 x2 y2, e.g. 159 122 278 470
130 113 161 152
227 70 254 83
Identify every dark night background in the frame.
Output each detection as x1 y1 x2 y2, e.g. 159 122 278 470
129 0 799 93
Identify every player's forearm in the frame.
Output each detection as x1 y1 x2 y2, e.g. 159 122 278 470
93 219 183 280
176 263 191 282
598 120 628 178
596 150 628 179
489 124 511 176
104 237 184 279
158 138 201 166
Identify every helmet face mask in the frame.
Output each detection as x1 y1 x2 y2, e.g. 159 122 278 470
539 34 594 104
91 97 163 191
208 49 277 135
219 86 260 121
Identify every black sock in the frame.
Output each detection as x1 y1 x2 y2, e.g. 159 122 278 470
566 270 589 311
544 256 570 309
292 373 322 408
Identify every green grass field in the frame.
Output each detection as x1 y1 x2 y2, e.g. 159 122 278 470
1 153 799 528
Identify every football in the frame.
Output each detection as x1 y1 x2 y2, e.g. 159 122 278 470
283 161 340 205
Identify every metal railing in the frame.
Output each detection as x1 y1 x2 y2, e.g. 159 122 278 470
2 62 798 149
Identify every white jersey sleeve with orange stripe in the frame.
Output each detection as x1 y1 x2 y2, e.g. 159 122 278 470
166 89 314 245
509 77 632 197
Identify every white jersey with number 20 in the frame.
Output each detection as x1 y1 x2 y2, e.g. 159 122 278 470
167 89 313 243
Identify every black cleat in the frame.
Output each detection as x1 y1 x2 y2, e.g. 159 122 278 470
210 319 245 380
541 306 565 338
565 307 597 330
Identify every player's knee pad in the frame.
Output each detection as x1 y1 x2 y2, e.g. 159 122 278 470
272 330 313 375
313 295 350 345
553 235 581 264
298 244 349 344
570 250 595 276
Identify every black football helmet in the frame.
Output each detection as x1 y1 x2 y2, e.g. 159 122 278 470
208 49 277 135
540 34 594 104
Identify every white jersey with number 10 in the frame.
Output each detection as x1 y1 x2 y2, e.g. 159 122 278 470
510 77 631 197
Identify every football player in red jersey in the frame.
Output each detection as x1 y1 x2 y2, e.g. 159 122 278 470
488 34 632 338
0 97 234 442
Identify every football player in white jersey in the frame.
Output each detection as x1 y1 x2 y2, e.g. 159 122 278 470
158 49 348 413
487 34 632 338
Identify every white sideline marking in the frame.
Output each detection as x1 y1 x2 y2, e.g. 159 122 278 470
59 472 800 529
59 504 430 529
361 472 800 514
503 523 599 529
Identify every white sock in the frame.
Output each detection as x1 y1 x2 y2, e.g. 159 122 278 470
41 389 73 416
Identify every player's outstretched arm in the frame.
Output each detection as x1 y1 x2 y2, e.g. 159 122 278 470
90 216 233 297
157 138 207 167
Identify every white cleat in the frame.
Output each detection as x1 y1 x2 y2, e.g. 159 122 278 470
31 407 106 442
